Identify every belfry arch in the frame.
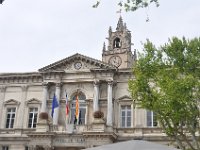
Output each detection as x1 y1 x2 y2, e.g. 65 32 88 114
113 37 121 48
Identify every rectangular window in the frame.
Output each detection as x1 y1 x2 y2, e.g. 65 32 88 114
6 108 16 128
120 105 131 128
70 108 86 125
2 146 9 150
147 110 157 127
28 108 38 128
78 108 86 125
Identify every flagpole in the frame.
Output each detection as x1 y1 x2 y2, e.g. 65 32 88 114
65 90 70 131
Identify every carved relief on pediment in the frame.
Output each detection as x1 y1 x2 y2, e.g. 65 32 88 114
39 53 115 72
64 61 97 72
65 63 73 70
82 62 97 69
48 63 72 71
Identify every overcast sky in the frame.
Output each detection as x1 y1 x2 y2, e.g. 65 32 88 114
0 0 200 72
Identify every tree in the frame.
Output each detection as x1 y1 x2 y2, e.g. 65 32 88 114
93 0 159 12
129 37 200 150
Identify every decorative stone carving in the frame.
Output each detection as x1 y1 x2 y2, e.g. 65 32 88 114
21 85 28 92
107 79 113 86
4 99 21 106
26 98 41 105
55 82 62 88
94 79 100 86
65 63 72 70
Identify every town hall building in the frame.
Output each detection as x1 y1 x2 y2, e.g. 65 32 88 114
0 17 170 150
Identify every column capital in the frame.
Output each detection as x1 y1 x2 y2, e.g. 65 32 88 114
21 85 29 92
55 82 63 87
107 79 114 86
94 79 100 86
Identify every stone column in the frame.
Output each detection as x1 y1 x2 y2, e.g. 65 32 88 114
36 83 50 132
53 82 61 125
93 80 100 112
0 86 6 128
106 80 113 126
85 101 89 125
41 82 48 113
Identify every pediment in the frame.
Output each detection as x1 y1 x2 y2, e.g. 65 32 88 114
117 95 132 101
4 99 20 105
26 98 41 105
39 53 116 72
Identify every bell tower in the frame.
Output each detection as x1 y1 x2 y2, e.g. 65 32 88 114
102 17 136 68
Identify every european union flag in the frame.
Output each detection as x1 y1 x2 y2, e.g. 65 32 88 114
51 94 59 118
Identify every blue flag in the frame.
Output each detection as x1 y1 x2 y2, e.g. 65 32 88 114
51 94 59 117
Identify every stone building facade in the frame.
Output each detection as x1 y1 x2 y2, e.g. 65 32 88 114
0 17 170 150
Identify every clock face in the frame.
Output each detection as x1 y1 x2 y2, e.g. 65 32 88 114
109 56 122 67
74 62 82 70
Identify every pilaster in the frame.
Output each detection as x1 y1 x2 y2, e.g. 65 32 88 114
16 85 28 129
134 105 144 137
41 82 49 113
0 86 6 128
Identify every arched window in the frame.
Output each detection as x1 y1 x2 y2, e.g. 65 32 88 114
113 37 121 48
70 92 86 125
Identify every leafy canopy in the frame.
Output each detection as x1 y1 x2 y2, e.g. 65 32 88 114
129 37 200 150
93 0 159 12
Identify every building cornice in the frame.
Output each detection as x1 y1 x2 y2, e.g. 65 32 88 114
0 72 41 77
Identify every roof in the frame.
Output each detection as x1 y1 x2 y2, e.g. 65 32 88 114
38 53 116 72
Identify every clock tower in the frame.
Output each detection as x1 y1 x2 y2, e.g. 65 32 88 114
102 17 136 69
